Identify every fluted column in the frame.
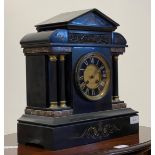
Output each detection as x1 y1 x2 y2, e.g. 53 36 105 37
58 55 67 108
49 55 59 109
112 55 119 101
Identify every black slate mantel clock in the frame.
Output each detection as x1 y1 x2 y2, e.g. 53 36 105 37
17 9 139 150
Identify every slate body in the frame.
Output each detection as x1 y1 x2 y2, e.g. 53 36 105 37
18 9 137 150
20 9 127 113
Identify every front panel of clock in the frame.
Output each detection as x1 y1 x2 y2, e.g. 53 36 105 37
72 47 112 114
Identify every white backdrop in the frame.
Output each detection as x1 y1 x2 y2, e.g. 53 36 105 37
4 0 150 134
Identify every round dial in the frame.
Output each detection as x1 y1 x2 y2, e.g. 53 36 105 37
75 52 110 101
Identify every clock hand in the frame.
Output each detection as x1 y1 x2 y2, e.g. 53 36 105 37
90 69 100 79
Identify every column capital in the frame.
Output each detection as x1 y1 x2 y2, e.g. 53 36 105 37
49 55 57 61
60 55 65 61
113 55 119 60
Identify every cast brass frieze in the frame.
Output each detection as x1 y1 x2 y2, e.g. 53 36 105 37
24 47 50 54
25 108 73 117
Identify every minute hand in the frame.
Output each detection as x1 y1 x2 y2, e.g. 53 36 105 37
92 69 100 77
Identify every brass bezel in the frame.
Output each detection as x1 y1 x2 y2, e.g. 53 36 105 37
75 52 111 101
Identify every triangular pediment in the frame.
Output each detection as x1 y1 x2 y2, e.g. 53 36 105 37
36 9 119 32
69 12 114 28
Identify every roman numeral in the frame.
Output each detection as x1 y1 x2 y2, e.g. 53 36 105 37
98 85 101 91
92 89 95 96
79 76 84 80
84 60 88 66
80 68 85 71
100 81 105 86
96 60 99 66
99 66 104 70
98 85 103 92
90 57 94 64
80 82 86 90
85 88 89 95
102 74 107 78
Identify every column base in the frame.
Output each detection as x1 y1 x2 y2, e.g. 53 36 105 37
112 101 127 109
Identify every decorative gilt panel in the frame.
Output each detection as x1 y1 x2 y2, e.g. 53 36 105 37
69 33 111 44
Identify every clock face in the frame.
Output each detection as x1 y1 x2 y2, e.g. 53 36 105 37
75 52 110 101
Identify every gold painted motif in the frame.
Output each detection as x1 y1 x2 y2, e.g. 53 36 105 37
72 122 120 140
